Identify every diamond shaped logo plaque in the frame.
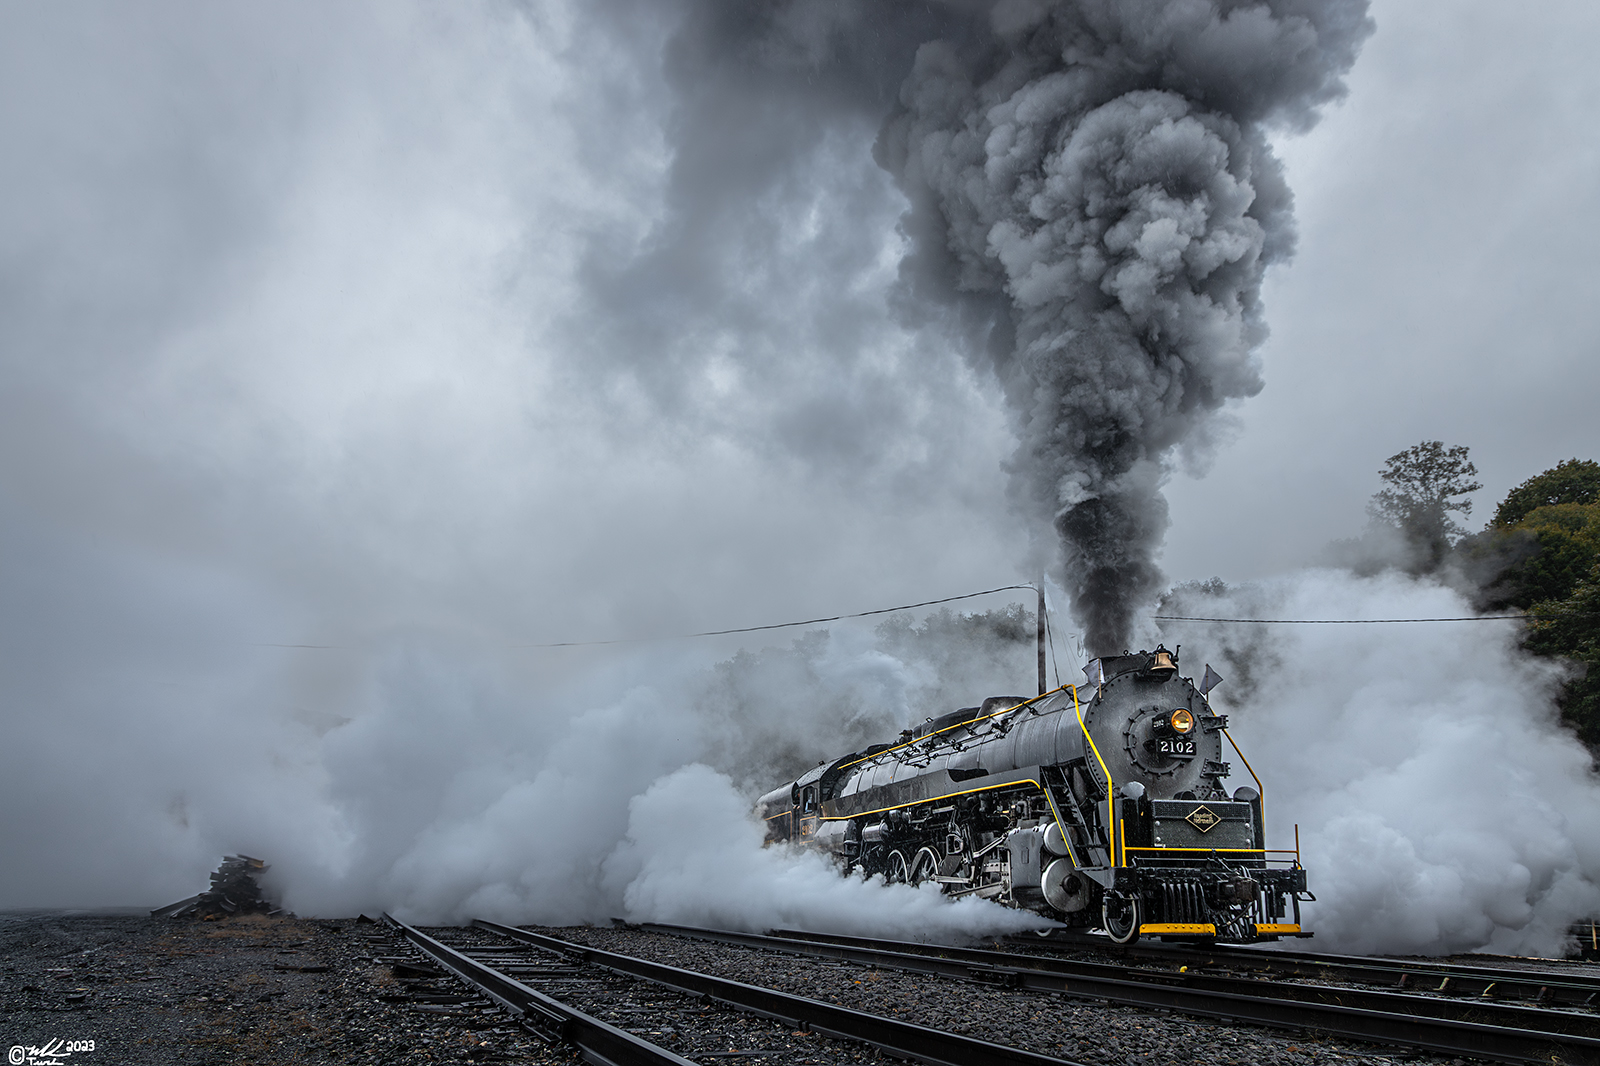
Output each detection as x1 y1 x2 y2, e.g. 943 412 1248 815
1186 805 1222 833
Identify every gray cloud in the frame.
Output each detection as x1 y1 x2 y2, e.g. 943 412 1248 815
2 0 1596 960
0 0 1021 913
564 1 1372 656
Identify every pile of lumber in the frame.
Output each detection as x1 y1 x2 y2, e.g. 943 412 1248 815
151 855 282 919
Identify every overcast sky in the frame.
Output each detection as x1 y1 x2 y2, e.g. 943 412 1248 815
1165 0 1600 579
2 0 1598 910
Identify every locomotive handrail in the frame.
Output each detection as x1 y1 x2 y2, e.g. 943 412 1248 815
1072 684 1120 867
837 684 1072 771
820 775 1048 823
1221 728 1265 824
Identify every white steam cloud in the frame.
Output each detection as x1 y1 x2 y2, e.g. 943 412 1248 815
1163 569 1600 956
310 618 1052 940
604 764 1049 939
3 2 1595 963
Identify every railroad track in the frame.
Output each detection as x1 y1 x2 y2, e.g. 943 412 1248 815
380 914 1094 1065
1006 929 1600 1009
641 923 1600 1065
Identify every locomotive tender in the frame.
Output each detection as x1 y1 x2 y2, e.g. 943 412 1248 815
758 646 1311 943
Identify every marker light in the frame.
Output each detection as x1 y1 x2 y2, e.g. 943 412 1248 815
1169 708 1195 734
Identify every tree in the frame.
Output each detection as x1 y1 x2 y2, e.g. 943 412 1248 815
1497 503 1600 606
1466 458 1600 611
1523 561 1600 752
1366 441 1482 574
1492 459 1600 528
1471 457 1600 756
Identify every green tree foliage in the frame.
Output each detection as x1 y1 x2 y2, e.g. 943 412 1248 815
1366 440 1481 573
1493 458 1600 528
1523 562 1600 751
1502 504 1600 607
1478 457 1600 755
1470 460 1600 612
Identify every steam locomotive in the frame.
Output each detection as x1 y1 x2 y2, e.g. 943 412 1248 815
758 646 1311 943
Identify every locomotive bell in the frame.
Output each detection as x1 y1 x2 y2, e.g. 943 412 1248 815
1149 649 1177 677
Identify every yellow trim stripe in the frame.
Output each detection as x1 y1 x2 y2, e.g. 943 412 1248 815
839 686 1071 771
1254 924 1302 935
1126 845 1260 851
1073 685 1117 867
1223 727 1264 820
1036 779 1081 869
1141 923 1216 935
819 778 1045 823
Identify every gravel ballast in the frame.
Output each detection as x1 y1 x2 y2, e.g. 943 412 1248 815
546 924 1482 1066
0 912 572 1066
0 911 1559 1065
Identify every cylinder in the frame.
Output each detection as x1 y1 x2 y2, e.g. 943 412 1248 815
1043 821 1072 858
1042 858 1090 912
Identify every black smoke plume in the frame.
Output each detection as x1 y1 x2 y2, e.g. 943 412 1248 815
603 0 1371 654
875 0 1372 652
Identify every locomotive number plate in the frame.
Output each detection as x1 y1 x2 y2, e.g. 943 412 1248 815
1156 738 1197 757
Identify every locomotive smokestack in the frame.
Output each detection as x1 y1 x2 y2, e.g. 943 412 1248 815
1037 579 1047 697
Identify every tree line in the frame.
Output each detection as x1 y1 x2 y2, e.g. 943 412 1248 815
1353 442 1600 752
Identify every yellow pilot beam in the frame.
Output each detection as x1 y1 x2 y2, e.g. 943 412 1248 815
1140 923 1216 936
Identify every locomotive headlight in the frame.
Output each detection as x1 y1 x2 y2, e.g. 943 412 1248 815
1169 708 1195 734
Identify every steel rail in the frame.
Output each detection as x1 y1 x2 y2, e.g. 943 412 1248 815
381 914 697 1066
640 923 1600 1065
472 919 1092 1066
1017 930 1600 1008
1194 942 1600 1001
774 925 1600 1039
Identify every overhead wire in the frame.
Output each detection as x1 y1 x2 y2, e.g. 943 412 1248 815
512 583 1040 648
1154 614 1539 624
256 585 1585 652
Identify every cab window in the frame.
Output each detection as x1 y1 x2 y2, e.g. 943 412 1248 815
802 786 817 814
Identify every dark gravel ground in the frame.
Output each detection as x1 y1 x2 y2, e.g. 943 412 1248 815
3 911 1575 1066
423 924 894 1064
0 912 573 1066
542 924 1484 1066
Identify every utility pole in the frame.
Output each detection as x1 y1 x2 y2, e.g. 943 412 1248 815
1037 578 1047 696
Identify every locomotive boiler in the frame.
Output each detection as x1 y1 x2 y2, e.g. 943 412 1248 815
757 646 1311 943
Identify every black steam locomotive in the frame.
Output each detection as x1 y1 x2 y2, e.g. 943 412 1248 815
758 646 1311 943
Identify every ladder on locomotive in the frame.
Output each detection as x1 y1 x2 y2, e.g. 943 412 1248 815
1040 763 1113 875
